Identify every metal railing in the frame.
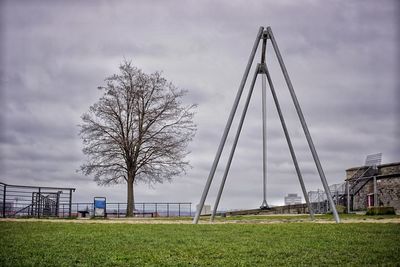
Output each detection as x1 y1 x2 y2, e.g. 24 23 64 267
0 182 75 218
0 182 192 218
67 202 192 218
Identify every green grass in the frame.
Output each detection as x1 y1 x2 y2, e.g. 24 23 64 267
124 213 399 222
1 221 399 266
214 213 400 222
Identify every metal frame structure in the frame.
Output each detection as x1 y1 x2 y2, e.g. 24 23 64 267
308 189 329 214
0 181 192 218
308 153 383 214
308 183 346 214
0 181 75 218
193 26 340 224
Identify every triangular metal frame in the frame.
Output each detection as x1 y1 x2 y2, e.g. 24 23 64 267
193 26 340 224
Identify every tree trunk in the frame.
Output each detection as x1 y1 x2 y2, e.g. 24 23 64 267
126 176 135 217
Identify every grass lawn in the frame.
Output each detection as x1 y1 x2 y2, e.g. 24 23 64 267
213 213 400 222
1 220 400 266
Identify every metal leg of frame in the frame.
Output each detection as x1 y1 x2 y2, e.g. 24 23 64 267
211 67 260 221
264 65 314 220
267 26 340 223
193 27 264 224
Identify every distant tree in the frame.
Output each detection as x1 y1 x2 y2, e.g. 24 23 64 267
79 61 196 216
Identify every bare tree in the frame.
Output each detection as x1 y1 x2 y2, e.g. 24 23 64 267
79 61 196 216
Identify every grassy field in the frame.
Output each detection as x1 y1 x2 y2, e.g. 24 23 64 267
1 219 400 266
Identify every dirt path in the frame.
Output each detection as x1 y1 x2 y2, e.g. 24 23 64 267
1 217 400 224
0 218 193 224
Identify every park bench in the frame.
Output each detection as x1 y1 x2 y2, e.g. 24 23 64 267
77 210 90 218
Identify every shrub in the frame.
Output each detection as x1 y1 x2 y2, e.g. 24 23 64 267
327 205 346 214
336 205 346 214
366 206 395 215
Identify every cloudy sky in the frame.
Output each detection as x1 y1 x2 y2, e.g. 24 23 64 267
1 0 399 210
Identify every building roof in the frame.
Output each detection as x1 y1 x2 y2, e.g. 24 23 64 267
346 161 400 172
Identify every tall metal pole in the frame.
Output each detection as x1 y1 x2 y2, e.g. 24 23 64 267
259 31 270 209
260 71 269 209
264 65 314 220
267 27 340 223
193 27 264 224
211 67 260 221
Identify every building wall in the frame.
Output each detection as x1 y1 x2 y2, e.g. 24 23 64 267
224 204 311 216
377 177 400 210
347 162 400 212
352 179 372 210
379 164 400 176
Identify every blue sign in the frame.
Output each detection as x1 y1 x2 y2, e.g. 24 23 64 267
94 200 106 209
94 197 106 217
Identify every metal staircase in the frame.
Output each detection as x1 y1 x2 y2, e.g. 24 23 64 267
345 153 382 211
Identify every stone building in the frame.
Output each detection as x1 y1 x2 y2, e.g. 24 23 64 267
346 162 400 212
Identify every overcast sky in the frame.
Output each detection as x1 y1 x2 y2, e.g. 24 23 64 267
1 0 399 210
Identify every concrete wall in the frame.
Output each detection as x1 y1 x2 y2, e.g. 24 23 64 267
224 204 311 216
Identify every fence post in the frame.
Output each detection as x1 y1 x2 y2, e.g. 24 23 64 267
55 192 60 217
37 187 41 219
69 189 73 217
346 181 350 214
373 176 378 207
2 185 6 218
178 203 181 217
30 192 34 216
118 203 120 218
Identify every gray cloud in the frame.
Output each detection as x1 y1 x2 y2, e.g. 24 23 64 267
0 0 399 210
